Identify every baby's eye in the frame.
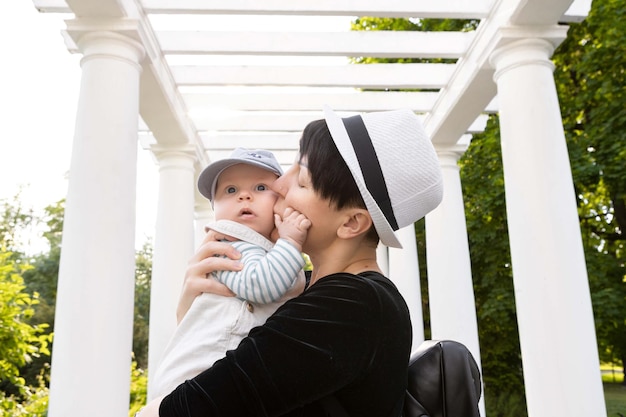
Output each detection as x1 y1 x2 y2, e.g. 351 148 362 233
256 184 268 191
226 186 237 194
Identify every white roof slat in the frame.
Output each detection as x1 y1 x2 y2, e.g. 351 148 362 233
194 111 489 135
157 31 474 59
34 0 589 23
560 0 593 22
194 112 333 132
201 132 301 150
142 0 493 19
32 0 69 13
172 63 455 89
183 91 439 112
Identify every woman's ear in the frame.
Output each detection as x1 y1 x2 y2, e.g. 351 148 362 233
337 208 373 240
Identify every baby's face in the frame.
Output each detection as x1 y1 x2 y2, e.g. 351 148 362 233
213 164 279 239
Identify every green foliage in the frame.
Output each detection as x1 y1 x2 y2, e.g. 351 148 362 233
0 193 35 255
0 251 52 393
133 241 153 369
20 201 64 387
0 371 49 417
553 0 626 377
459 116 525 399
349 18 478 64
129 359 148 417
0 195 154 414
482 390 527 417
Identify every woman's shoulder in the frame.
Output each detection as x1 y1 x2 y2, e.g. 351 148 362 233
306 271 407 311
314 271 397 292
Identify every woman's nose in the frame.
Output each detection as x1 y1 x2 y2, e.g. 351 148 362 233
272 165 295 196
271 175 286 197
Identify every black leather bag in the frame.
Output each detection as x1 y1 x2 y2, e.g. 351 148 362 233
320 339 482 417
403 340 482 417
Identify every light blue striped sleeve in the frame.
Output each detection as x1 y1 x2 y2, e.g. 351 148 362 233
213 240 304 304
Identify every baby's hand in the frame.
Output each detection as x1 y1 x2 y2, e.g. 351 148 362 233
274 207 311 251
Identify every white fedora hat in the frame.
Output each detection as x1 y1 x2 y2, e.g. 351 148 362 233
323 105 443 248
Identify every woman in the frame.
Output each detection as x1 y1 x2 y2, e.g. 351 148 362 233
140 106 443 416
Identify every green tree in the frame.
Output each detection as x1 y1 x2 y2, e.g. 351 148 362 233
133 241 152 369
458 117 527 414
20 201 64 386
0 193 34 260
552 0 626 383
0 250 51 404
0 195 154 414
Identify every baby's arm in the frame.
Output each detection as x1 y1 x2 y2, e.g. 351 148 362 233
216 210 311 304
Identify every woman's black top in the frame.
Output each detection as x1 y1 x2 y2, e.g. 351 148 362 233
160 271 412 416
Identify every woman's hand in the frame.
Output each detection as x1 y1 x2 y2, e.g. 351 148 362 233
176 230 242 323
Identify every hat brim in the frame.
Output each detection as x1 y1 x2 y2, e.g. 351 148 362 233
198 158 281 201
323 105 403 248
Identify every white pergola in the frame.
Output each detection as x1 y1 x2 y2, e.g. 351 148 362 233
33 1 605 416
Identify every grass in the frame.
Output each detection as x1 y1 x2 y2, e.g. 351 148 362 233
604 383 626 416
602 364 625 416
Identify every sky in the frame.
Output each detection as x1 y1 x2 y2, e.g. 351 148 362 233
1 1 159 251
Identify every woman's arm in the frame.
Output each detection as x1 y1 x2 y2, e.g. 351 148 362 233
160 275 389 416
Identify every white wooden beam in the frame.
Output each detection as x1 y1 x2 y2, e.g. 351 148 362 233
172 63 455 89
32 0 591 22
142 0 492 19
192 111 488 135
193 113 323 132
201 132 301 150
183 91 439 112
157 31 473 59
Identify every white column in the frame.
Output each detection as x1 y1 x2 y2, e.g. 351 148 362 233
425 148 481 355
490 38 606 417
194 197 214 249
425 147 484 415
388 226 425 351
376 243 389 276
48 32 144 417
147 145 197 397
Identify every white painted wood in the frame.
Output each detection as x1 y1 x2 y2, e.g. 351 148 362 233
33 0 591 22
172 63 455 89
147 146 197 399
388 226 425 353
191 111 489 136
157 31 474 58
200 132 301 150
142 0 493 19
182 91 440 112
426 147 485 416
492 37 606 417
47 31 144 417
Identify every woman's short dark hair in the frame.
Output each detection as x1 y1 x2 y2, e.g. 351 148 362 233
299 119 379 244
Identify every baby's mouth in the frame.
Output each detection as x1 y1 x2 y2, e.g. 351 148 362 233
239 208 255 218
